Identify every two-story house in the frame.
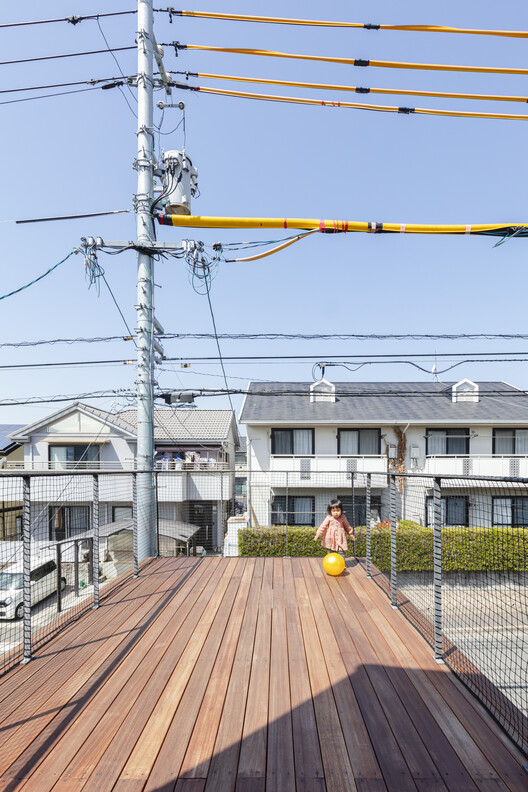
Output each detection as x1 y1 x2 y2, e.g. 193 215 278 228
3 402 238 553
239 378 528 529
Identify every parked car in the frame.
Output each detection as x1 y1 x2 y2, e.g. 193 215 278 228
0 559 66 620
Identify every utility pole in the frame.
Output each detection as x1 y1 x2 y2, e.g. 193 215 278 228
136 0 156 558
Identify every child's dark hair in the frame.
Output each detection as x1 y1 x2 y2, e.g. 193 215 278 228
327 498 343 514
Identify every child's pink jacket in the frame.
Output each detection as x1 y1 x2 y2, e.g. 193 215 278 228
315 514 354 552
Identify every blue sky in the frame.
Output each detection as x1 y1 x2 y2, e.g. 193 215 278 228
2 0 528 428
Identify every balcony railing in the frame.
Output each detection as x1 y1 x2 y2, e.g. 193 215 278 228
425 455 528 478
1 460 231 472
269 455 387 474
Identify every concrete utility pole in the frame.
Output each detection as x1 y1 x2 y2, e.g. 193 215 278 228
135 0 156 558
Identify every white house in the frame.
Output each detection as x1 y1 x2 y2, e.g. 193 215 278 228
2 402 239 553
239 379 528 529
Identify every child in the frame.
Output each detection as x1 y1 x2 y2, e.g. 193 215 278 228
314 498 355 557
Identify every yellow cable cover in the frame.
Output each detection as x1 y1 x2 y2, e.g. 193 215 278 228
159 216 527 235
176 10 528 38
193 85 528 121
185 44 528 77
193 72 528 104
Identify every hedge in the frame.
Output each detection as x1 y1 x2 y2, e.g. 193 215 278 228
238 521 528 572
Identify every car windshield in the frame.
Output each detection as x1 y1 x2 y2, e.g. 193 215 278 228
0 572 23 590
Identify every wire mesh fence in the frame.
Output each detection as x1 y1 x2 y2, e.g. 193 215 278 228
0 471 137 676
0 464 526 756
241 468 528 756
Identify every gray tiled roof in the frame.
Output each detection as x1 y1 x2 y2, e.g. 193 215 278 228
239 381 528 424
0 425 23 451
118 409 236 441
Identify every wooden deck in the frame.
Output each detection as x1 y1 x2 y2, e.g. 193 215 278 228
0 556 526 792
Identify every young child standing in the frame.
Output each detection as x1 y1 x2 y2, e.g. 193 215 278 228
314 498 355 557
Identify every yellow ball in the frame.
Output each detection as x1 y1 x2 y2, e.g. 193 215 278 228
322 552 345 576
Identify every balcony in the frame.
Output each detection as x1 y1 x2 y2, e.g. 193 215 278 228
268 455 387 487
424 455 528 479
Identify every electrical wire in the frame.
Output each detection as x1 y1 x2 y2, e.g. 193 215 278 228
158 215 528 238
172 43 528 77
171 81 528 121
0 86 107 107
223 231 317 262
5 333 528 349
0 46 135 68
0 76 135 96
0 11 136 29
0 249 81 302
0 209 130 225
96 16 138 116
162 10 528 39
170 70 528 106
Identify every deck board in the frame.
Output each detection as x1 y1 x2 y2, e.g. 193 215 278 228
0 556 525 792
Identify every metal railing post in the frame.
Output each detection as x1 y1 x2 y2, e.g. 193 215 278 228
21 475 32 664
285 471 289 557
366 473 371 578
133 473 139 577
56 544 62 613
93 474 100 609
74 540 79 597
351 471 356 556
433 476 444 663
390 475 398 608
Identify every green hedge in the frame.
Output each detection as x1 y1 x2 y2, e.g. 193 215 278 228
238 521 528 572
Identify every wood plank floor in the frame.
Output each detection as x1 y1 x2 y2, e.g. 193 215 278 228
0 556 526 792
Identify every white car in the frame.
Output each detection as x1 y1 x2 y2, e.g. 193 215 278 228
0 560 66 620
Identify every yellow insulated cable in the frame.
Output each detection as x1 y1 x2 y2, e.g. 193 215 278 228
181 44 528 77
180 84 528 121
173 10 528 39
185 71 528 104
158 216 528 236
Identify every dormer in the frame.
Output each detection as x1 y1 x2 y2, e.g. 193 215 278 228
452 379 479 404
310 378 336 403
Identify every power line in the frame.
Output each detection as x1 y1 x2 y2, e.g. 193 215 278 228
162 10 528 39
0 209 130 225
170 70 528 106
0 86 106 106
171 81 528 122
0 77 134 96
0 248 80 302
0 10 136 29
0 46 135 68
5 332 528 348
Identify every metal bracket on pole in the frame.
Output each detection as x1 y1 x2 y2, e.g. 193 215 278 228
82 238 185 251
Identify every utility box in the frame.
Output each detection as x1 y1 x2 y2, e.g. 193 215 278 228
162 149 198 215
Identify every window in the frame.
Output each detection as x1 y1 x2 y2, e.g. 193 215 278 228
271 429 314 455
426 429 469 456
49 445 99 469
31 561 56 582
271 496 315 526
492 497 528 526
112 506 133 522
338 429 380 455
0 505 22 540
49 506 91 541
426 496 468 526
493 429 528 455
338 495 381 526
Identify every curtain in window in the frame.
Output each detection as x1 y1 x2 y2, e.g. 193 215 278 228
294 429 312 455
446 497 466 525
49 447 70 469
67 506 90 536
513 497 528 526
273 431 292 455
340 430 359 455
447 432 467 455
360 430 379 455
428 431 446 455
293 497 313 526
516 430 528 454
271 496 287 524
493 498 512 526
494 430 515 455
427 498 446 525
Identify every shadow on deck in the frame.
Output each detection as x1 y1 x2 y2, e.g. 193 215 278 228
0 556 526 792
